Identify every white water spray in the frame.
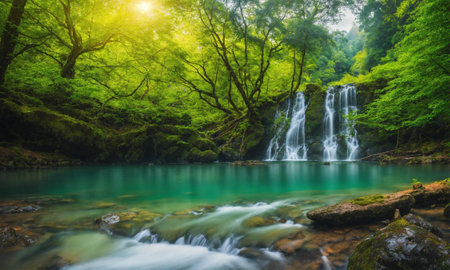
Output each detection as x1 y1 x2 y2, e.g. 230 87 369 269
284 93 308 160
323 89 337 161
266 92 308 161
323 85 359 161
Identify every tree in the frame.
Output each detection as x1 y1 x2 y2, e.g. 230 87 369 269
28 0 123 78
0 0 27 85
359 0 450 141
357 0 404 72
173 0 286 119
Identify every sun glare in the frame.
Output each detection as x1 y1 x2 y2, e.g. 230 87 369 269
137 2 151 13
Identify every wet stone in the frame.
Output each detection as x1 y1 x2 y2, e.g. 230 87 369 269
0 227 19 248
348 216 450 270
274 238 306 254
96 211 162 236
243 216 276 227
0 204 40 214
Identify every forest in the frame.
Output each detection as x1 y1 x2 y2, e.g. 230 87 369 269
0 0 448 166
0 1 449 270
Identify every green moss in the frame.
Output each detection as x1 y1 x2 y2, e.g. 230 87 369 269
192 137 217 151
350 194 385 206
187 148 217 163
348 218 450 270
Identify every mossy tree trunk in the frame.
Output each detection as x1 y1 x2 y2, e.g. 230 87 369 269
0 0 27 85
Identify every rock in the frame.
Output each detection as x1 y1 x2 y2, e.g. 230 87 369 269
348 216 450 270
407 179 450 207
90 202 116 209
274 238 306 254
0 204 40 214
306 193 415 226
186 148 218 163
243 216 275 227
39 255 72 270
230 160 265 166
393 208 401 220
275 205 303 220
445 203 450 218
285 245 325 270
95 211 162 236
402 213 443 237
0 227 19 248
412 182 424 190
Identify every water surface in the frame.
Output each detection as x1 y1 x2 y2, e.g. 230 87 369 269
0 162 448 269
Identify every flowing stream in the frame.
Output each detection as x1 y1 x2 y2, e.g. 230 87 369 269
0 163 448 269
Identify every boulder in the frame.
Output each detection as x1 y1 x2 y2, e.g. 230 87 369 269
348 216 450 270
445 203 450 218
307 193 415 226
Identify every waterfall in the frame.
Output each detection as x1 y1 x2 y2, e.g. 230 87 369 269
322 85 359 161
265 92 308 161
323 90 338 161
265 105 290 161
284 93 308 160
339 85 359 161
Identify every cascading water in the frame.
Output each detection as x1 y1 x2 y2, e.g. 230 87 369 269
284 93 308 160
322 85 359 161
266 92 308 161
339 85 359 160
323 90 338 161
265 105 290 161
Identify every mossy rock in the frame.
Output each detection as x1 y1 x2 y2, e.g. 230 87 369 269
187 148 217 163
218 145 240 161
242 216 276 228
0 98 111 161
96 211 162 237
348 216 450 270
306 193 414 226
192 137 217 152
350 194 385 206
407 179 450 207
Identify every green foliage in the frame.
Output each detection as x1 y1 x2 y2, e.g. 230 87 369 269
1 0 447 162
358 0 450 135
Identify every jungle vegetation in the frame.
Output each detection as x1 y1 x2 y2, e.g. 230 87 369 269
0 0 448 161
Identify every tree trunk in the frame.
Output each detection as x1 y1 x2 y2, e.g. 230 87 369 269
0 0 27 85
61 49 80 79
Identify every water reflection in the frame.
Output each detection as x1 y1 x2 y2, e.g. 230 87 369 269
0 162 448 209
